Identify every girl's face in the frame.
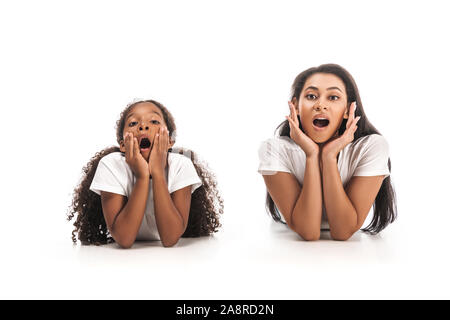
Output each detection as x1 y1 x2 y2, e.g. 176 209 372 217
119 102 173 160
293 72 349 143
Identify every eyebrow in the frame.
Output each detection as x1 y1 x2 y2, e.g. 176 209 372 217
126 111 162 121
305 86 343 93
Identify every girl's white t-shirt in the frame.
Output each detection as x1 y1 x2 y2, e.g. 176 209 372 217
257 134 390 229
90 151 202 241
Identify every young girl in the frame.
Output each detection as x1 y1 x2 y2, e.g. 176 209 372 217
258 64 397 241
68 99 223 248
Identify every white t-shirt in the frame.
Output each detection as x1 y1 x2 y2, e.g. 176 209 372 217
257 134 390 229
90 151 202 241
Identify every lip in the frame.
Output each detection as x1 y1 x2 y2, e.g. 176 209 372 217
312 114 330 131
312 114 330 121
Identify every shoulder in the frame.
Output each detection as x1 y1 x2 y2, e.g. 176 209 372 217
90 151 130 196
352 134 389 154
258 136 305 176
167 151 196 173
258 136 301 154
345 134 390 169
168 151 193 164
99 151 127 168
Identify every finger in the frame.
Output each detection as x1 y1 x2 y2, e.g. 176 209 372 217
286 116 302 135
153 130 160 153
163 127 169 150
129 134 135 160
158 127 163 152
288 102 293 121
348 116 361 133
125 133 132 161
285 116 293 131
286 115 293 127
350 102 357 122
289 101 299 126
159 126 165 152
346 102 355 129
133 137 140 158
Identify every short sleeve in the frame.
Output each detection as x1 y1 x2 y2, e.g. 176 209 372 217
353 134 390 179
257 138 291 175
90 157 127 196
168 156 202 194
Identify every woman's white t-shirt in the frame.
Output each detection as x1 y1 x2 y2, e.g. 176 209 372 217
90 151 202 241
257 134 390 229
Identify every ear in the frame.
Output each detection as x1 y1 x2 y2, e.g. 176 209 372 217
168 137 175 149
119 140 125 153
343 101 350 119
291 97 300 113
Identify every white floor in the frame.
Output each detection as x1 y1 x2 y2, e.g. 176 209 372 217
1 150 449 299
2 0 450 301
2 208 449 299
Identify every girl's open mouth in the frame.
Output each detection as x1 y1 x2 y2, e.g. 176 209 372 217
139 137 151 151
312 118 330 130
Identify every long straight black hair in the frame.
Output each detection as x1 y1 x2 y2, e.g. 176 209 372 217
266 63 397 234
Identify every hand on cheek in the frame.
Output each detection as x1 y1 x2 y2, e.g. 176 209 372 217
148 126 170 177
285 101 320 158
123 132 149 179
322 102 360 160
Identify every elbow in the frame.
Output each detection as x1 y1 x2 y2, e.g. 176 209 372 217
161 235 181 248
299 231 320 241
330 230 354 241
114 235 136 249
292 227 320 241
290 221 320 241
117 240 134 249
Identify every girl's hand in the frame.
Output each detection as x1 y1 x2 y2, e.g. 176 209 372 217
285 101 320 158
322 102 361 161
149 126 170 177
124 132 149 179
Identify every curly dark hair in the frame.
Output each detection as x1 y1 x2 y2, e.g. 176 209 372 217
67 99 224 245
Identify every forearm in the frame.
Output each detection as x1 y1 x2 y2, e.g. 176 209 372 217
322 156 358 239
291 156 323 239
112 177 149 245
152 171 186 247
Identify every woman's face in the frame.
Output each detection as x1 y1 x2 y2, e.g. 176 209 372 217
119 102 173 161
294 72 349 143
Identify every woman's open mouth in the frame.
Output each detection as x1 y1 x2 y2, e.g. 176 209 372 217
139 137 151 151
312 118 330 130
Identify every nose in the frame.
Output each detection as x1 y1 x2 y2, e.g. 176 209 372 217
314 101 328 111
139 124 149 131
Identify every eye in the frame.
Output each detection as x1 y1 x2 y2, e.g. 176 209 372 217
128 121 138 127
329 95 339 101
151 120 160 125
306 94 317 100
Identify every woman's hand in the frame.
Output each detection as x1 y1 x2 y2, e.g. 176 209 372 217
124 132 149 179
285 101 320 158
322 102 361 161
149 126 170 177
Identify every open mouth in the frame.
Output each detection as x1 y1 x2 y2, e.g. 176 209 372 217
139 137 151 150
313 119 330 128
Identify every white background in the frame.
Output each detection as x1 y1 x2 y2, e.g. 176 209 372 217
1 0 449 299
